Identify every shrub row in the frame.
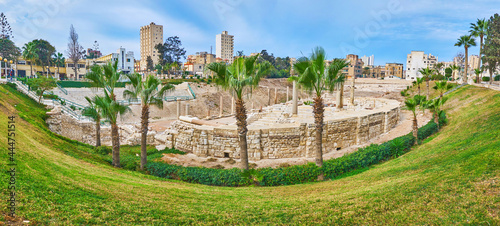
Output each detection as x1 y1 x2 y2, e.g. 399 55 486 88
56 81 127 88
146 117 442 187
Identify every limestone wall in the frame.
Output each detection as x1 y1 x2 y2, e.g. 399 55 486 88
165 105 400 160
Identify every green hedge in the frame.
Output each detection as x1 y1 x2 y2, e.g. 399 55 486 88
146 117 442 187
57 81 127 88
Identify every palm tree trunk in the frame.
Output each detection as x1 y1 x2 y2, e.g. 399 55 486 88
30 62 33 77
95 119 101 147
479 35 484 68
412 113 418 145
465 47 469 84
111 122 120 167
235 98 249 170
426 80 430 100
418 85 421 96
313 96 324 168
140 104 149 171
339 84 344 108
490 69 493 85
434 112 439 130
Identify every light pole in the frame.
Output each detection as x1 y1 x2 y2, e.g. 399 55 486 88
9 60 13 81
0 56 3 79
3 59 7 79
46 66 49 78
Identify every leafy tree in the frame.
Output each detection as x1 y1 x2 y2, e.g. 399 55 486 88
418 67 434 99
123 74 174 170
206 55 271 170
433 62 444 78
259 50 275 66
67 25 85 80
444 67 453 80
433 80 453 97
483 13 500 85
0 12 13 39
404 95 427 145
82 96 103 147
155 36 186 65
426 97 448 129
22 42 39 77
93 91 129 167
146 56 154 72
455 35 477 84
362 66 370 78
28 76 57 102
290 47 348 172
32 39 56 75
470 18 489 68
0 38 20 62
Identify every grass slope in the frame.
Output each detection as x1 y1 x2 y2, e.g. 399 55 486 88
0 84 499 225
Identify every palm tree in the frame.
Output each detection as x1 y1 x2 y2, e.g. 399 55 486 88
85 61 125 167
433 62 444 79
53 52 65 79
455 35 477 84
123 73 174 170
450 64 460 81
426 97 447 130
93 92 129 167
22 42 38 77
474 68 483 83
82 96 102 147
404 95 427 145
470 19 488 68
418 67 434 99
206 54 271 170
86 61 122 100
412 77 425 95
291 47 348 170
433 80 453 97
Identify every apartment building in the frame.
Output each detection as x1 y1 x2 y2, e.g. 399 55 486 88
216 31 234 64
406 51 438 80
140 22 163 72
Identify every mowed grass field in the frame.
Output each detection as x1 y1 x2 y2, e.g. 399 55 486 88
0 84 499 225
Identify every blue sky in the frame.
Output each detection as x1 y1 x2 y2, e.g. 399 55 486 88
2 0 499 67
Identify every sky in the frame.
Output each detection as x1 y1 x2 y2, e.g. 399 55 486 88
2 0 499 68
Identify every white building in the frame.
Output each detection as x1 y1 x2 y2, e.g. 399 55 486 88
360 55 374 67
216 31 234 64
94 47 135 74
406 51 438 80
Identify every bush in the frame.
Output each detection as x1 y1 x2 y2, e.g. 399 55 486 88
121 155 140 171
57 81 127 88
43 94 59 100
94 146 112 155
6 82 17 89
482 77 490 82
259 163 320 186
495 75 500 81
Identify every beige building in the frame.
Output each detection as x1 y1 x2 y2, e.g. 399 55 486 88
343 54 364 79
183 52 219 77
140 22 163 72
216 31 234 64
14 57 87 80
385 63 404 79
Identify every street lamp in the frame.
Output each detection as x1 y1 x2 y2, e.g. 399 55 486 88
3 59 7 79
46 66 49 78
9 60 13 81
0 56 3 79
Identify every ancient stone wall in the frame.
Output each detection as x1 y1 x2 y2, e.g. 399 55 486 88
165 105 400 160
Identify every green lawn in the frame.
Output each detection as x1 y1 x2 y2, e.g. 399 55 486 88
0 84 499 224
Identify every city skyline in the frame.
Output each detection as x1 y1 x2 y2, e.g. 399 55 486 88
2 0 499 67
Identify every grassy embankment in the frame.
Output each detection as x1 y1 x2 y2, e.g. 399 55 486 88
0 84 499 224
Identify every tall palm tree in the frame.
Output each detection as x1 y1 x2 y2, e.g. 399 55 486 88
455 35 477 84
206 54 271 170
426 97 447 130
93 91 129 167
82 96 102 147
85 61 125 167
86 61 122 100
433 62 444 79
404 95 427 145
412 77 425 95
22 42 38 77
291 47 348 170
418 67 434 99
123 74 174 170
53 52 65 79
470 19 488 68
474 68 483 83
433 80 453 97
